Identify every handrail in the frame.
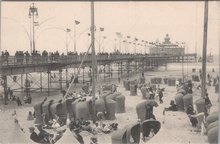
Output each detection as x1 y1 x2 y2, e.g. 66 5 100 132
0 53 195 67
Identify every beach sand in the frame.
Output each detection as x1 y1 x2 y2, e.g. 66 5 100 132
0 67 219 144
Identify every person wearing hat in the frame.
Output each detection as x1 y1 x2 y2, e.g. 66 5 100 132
158 88 164 104
29 127 41 143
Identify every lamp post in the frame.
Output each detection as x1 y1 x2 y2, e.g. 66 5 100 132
29 3 38 53
122 40 127 54
102 36 106 52
66 28 71 55
116 32 122 53
134 38 138 54
99 27 104 53
74 20 80 53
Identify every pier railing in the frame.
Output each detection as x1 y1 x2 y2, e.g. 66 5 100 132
0 53 165 66
0 53 196 67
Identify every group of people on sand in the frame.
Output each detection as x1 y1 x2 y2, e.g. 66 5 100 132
28 111 118 144
163 75 215 135
142 84 165 104
29 112 66 143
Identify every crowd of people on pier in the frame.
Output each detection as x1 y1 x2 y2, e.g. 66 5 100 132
1 49 153 65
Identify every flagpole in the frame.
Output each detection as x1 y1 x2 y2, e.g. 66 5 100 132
119 38 121 53
74 22 76 53
99 28 101 53
91 0 96 121
66 29 68 55
201 0 209 98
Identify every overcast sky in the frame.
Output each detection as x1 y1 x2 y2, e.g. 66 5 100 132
1 1 219 56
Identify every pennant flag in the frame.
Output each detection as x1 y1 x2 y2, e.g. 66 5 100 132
75 20 80 25
100 27 104 31
34 22 39 26
66 28 71 32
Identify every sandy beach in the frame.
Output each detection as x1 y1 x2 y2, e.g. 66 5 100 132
0 65 219 144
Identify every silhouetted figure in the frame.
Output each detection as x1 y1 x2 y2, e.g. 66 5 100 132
16 97 22 106
164 100 178 112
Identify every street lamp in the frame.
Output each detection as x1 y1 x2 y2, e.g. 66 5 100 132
66 28 71 55
74 20 80 53
102 36 106 52
134 37 138 54
122 40 127 54
99 27 104 53
116 32 123 53
29 3 38 53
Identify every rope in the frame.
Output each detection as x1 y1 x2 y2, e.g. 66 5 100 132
64 43 92 97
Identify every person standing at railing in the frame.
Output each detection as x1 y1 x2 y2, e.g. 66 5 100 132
42 50 48 63
4 50 9 65
25 51 30 64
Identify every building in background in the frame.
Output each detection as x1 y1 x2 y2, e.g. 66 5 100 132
149 34 185 56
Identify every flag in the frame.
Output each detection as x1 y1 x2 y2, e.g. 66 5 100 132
116 32 122 38
75 20 80 25
100 27 104 31
66 28 71 32
34 22 39 26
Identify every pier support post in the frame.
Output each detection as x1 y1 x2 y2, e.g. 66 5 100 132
47 71 50 96
121 62 123 78
109 64 111 83
25 73 29 98
127 61 130 79
135 61 137 75
82 66 85 84
2 75 8 105
117 63 120 83
59 69 62 91
21 74 23 91
142 60 144 75
66 69 68 88
104 65 106 83
40 72 42 92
